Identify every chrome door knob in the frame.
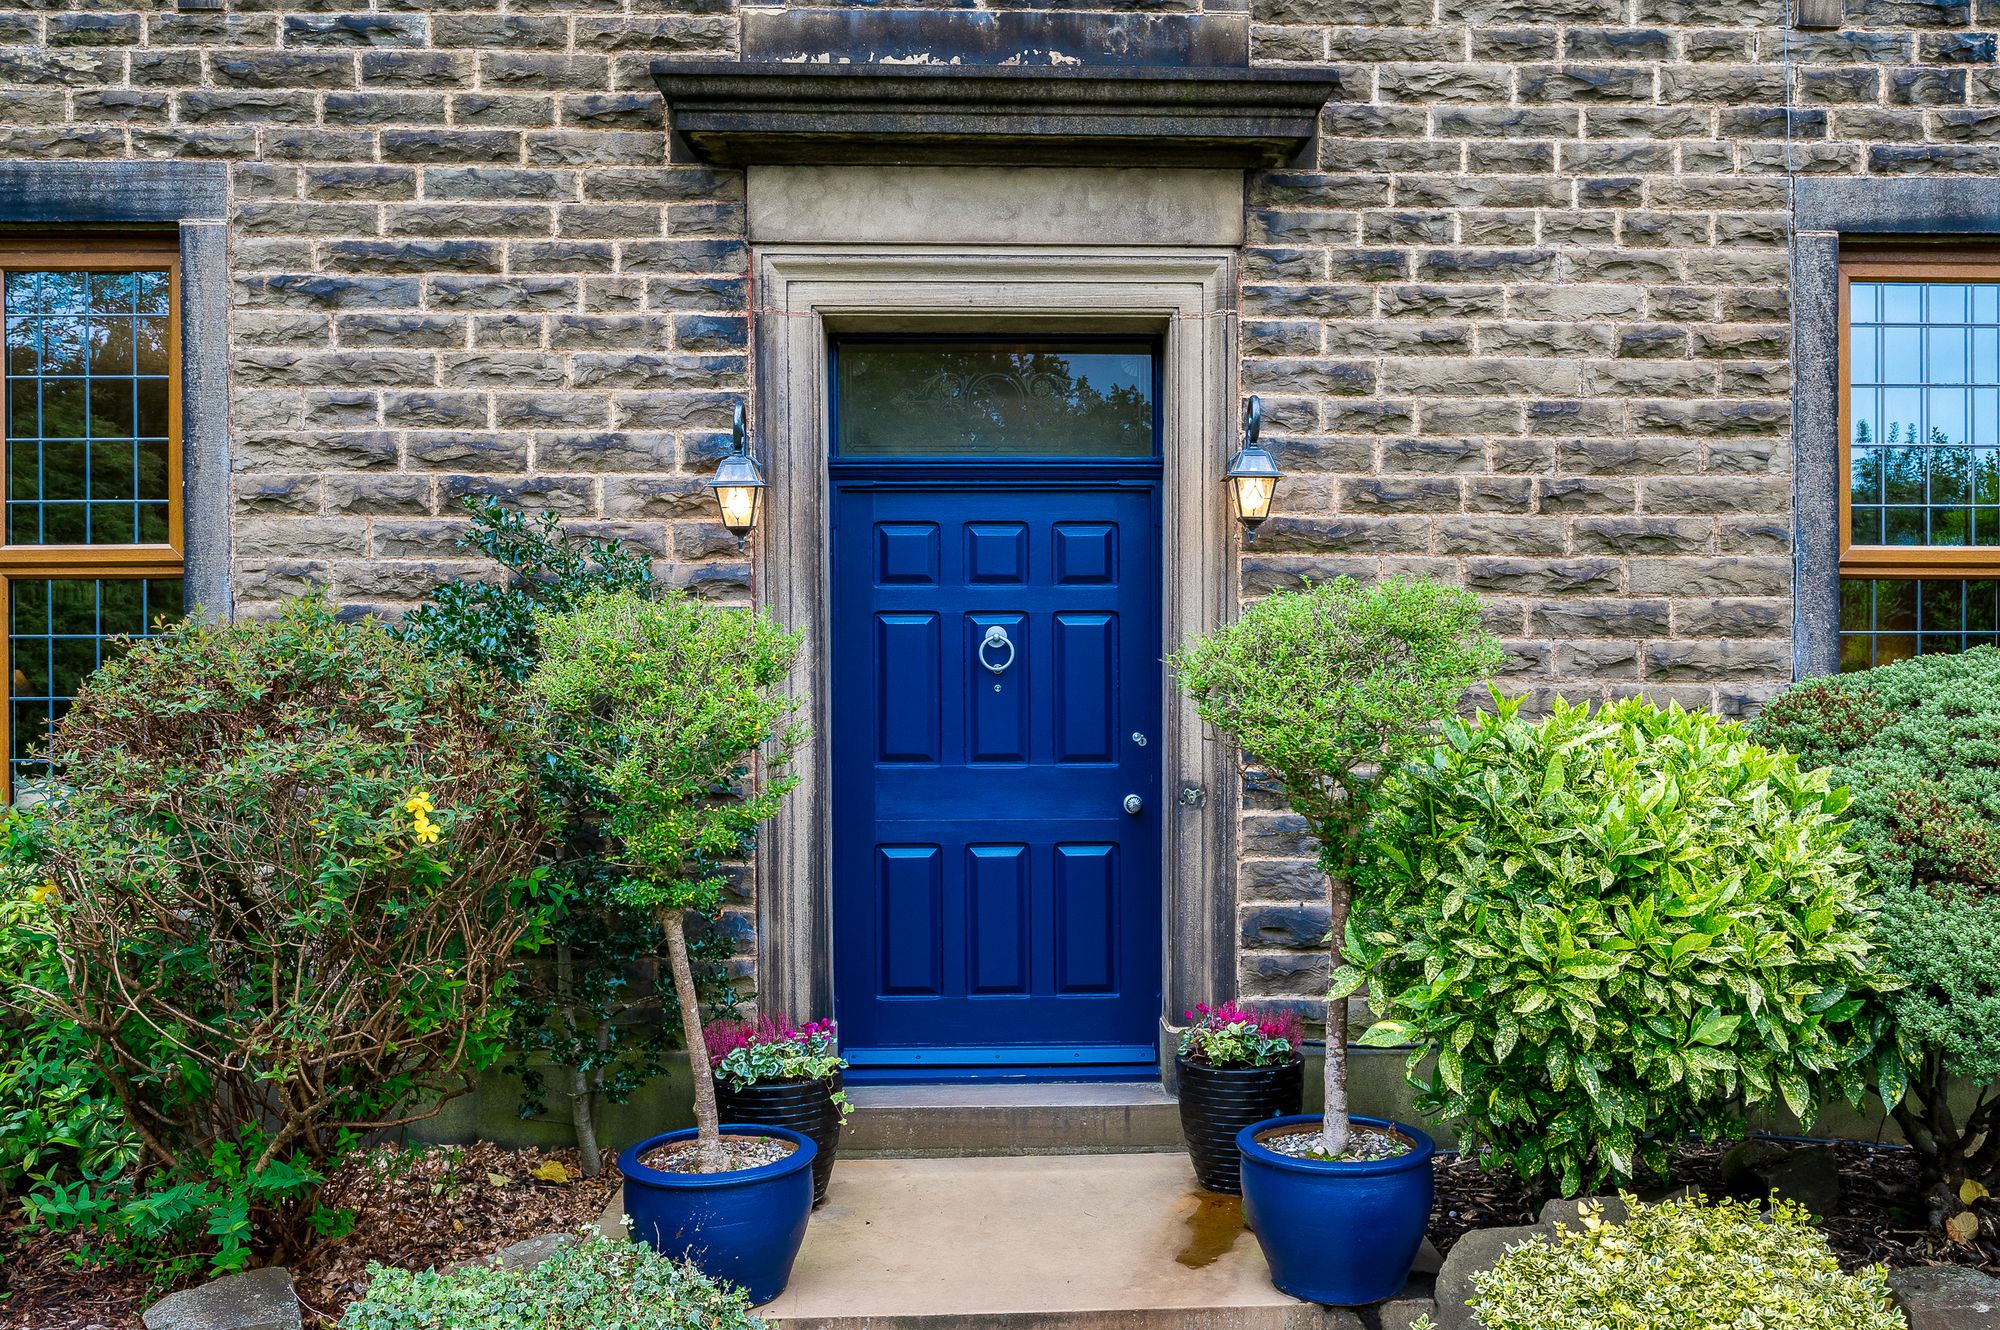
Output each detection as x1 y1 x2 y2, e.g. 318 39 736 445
1123 794 1144 815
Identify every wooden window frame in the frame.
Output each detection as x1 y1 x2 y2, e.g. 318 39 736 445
0 235 184 800
1839 245 2000 578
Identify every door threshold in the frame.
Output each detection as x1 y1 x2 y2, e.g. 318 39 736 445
842 1064 1161 1085
842 1043 1159 1085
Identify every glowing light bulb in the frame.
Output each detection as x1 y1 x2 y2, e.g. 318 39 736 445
1235 475 1274 521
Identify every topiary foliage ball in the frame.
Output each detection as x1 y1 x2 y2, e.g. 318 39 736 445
1353 694 1900 1197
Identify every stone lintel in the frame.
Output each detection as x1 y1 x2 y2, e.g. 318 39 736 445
746 166 1245 247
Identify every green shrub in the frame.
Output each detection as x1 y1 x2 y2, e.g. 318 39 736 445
1751 648 2000 1236
531 589 804 1171
23 597 550 1275
337 1232 764 1330
1418 1195 1905 1330
0 824 136 1206
1353 695 1899 1196
1171 576 1501 1157
401 500 737 1178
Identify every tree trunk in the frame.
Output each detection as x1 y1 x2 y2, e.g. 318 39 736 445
661 908 724 1171
557 943 604 1178
1322 877 1353 1159
570 1062 601 1179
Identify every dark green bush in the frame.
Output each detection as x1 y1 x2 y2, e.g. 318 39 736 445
1355 695 1900 1196
24 597 549 1275
400 501 737 1178
1752 648 2000 1237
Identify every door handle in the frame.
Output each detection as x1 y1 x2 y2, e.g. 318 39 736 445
1123 794 1144 815
978 624 1016 675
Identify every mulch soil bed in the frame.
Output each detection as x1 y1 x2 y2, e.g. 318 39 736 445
0 1142 623 1330
1431 1137 2000 1277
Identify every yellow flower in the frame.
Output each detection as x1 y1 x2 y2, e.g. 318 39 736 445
29 880 57 905
412 811 441 845
403 791 434 816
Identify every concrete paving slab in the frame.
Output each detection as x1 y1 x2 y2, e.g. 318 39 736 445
756 1152 1359 1330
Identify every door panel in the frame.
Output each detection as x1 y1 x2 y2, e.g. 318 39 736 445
831 483 1162 1071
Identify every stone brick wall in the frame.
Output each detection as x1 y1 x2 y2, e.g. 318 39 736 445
0 0 755 618
0 0 1991 1012
1229 0 1998 1004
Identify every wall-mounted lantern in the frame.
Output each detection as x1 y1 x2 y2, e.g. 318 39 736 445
710 401 768 551
1224 395 1282 541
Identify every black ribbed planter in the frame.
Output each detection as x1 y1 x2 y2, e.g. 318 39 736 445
715 1073 842 1206
1176 1053 1304 1195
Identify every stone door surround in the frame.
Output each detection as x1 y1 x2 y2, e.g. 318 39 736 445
746 166 1244 1063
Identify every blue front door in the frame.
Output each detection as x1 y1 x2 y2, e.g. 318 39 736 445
830 481 1164 1075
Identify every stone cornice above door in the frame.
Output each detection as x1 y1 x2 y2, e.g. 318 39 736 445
649 62 1339 170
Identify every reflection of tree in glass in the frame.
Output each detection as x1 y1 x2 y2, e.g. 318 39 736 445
4 269 172 545
845 346 1152 456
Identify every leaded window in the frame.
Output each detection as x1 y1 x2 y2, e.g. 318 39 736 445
1 240 183 798
1840 251 2000 671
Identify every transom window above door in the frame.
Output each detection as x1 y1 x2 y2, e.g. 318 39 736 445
1 239 185 798
1839 250 2000 671
831 337 1159 459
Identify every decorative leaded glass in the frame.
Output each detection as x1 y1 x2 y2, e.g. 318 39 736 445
4 268 172 546
1848 280 2000 548
1838 577 2000 671
834 339 1157 458
7 576 182 789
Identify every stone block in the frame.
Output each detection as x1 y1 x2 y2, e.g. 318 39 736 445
1240 903 1332 949
48 12 142 46
1431 1224 1555 1330
1888 1266 2000 1330
511 242 615 273
1467 558 1622 596
1719 1139 1841 1215
283 14 426 46
449 1232 574 1274
144 1269 300 1330
1643 639 1790 680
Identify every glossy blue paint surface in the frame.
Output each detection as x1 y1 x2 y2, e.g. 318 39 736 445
618 1124 816 1305
1235 1114 1437 1306
829 476 1163 1074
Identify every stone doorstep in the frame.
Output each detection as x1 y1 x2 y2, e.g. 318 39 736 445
602 1152 1441 1330
841 1081 1185 1158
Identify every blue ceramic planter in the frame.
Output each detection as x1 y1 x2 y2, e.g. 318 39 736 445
1235 1113 1436 1307
618 1124 816 1306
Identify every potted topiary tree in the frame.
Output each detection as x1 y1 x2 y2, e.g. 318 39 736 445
530 588 812 1306
1171 576 1500 1306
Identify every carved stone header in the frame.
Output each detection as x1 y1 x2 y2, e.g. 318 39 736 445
650 62 1339 170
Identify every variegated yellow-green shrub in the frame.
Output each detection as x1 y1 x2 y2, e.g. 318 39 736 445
1352 694 1901 1196
1411 1195 1906 1330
